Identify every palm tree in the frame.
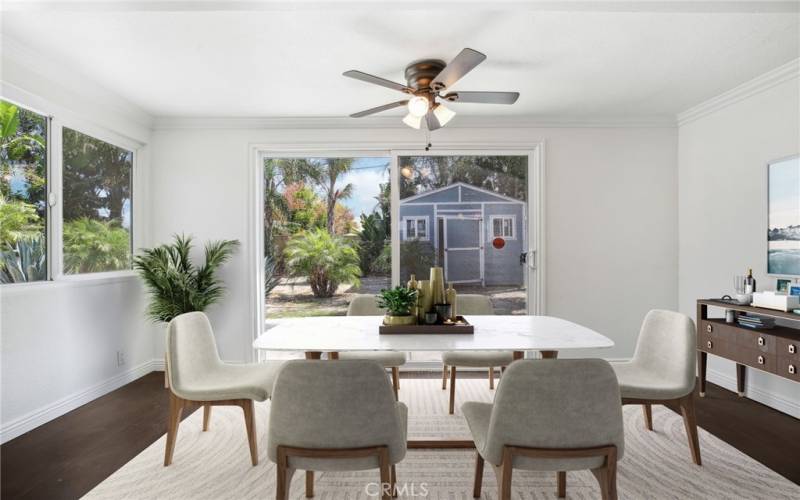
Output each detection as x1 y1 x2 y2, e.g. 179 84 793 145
307 158 354 235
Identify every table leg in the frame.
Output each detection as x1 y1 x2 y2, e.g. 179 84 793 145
305 352 322 360
698 351 707 397
736 363 746 397
540 350 558 359
329 352 339 360
512 351 524 361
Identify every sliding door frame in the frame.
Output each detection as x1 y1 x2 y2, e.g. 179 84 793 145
249 141 545 361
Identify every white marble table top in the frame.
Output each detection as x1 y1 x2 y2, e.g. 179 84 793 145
253 315 614 352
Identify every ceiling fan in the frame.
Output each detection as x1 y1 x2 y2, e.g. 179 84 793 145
343 48 520 130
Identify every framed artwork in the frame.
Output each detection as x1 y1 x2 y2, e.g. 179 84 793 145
768 155 800 275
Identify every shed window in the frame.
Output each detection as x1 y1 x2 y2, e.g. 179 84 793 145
404 217 428 240
491 216 515 239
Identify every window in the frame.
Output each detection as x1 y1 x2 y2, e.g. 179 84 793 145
0 100 48 283
403 217 428 241
62 128 133 274
491 216 515 239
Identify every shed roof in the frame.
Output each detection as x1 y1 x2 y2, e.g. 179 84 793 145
400 182 525 205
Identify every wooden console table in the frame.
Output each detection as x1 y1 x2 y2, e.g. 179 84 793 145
697 299 800 397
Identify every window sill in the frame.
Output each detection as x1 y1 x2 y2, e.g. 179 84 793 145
0 271 139 295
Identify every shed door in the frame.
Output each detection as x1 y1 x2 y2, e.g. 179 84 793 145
443 217 483 284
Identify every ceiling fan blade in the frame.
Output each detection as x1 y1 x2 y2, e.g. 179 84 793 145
442 91 520 105
343 70 413 93
431 48 487 91
425 110 442 131
349 100 409 118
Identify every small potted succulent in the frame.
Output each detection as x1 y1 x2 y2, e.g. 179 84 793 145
377 286 419 326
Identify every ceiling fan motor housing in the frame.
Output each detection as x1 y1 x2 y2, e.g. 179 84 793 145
404 59 447 91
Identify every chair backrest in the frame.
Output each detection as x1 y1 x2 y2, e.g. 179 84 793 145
483 359 624 468
267 360 406 465
458 294 495 315
631 309 696 393
166 312 223 397
347 294 384 316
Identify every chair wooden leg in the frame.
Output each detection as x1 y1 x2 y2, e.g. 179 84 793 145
492 462 512 500
679 394 702 465
449 366 457 414
241 399 258 466
442 364 448 390
488 367 495 389
378 449 392 500
557 471 566 498
591 446 618 500
164 392 184 466
276 460 295 500
472 453 484 498
642 404 653 431
390 464 397 498
305 470 314 498
202 404 212 431
591 467 610 500
391 367 400 400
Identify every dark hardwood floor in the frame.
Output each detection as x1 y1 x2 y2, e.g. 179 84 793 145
1 371 798 499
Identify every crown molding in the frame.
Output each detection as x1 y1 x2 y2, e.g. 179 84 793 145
677 58 800 127
153 114 676 131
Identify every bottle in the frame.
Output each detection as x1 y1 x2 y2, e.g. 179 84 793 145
745 269 757 294
445 283 458 320
407 274 418 318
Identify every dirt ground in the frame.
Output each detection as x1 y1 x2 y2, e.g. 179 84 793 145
266 275 526 318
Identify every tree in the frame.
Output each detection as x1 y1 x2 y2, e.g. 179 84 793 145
305 158 354 235
0 101 47 226
62 218 131 274
284 228 361 298
264 158 313 257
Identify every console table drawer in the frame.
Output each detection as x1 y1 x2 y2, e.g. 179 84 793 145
777 357 800 382
731 346 776 372
699 321 739 342
697 336 730 357
734 329 776 354
776 338 800 360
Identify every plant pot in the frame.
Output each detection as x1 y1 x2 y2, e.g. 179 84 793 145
383 314 417 326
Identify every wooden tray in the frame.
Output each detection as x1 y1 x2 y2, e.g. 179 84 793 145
379 316 474 334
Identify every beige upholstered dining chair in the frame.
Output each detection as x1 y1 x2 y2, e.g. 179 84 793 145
164 312 283 467
338 294 406 399
268 360 408 500
441 294 513 414
463 359 624 500
610 309 701 465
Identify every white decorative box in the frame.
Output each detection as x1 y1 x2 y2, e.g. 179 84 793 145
751 291 800 312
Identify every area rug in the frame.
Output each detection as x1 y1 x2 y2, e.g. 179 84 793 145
83 379 799 499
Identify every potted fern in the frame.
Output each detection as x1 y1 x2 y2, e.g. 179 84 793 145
376 286 418 326
133 235 239 386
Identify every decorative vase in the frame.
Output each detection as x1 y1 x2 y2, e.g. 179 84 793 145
429 267 446 306
383 314 417 326
407 274 419 318
417 280 433 322
445 283 458 320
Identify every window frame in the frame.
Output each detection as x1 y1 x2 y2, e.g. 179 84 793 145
401 216 429 241
490 215 517 240
0 94 145 288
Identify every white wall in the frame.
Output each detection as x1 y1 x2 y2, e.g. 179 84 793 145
678 69 800 417
0 40 154 443
148 124 678 363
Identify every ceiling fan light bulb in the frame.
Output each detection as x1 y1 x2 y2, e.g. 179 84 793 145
433 104 456 126
402 113 422 129
407 96 429 117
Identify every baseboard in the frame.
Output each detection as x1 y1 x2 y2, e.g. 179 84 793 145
706 368 800 419
0 359 158 444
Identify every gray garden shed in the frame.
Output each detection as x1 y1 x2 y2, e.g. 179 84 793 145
399 182 526 286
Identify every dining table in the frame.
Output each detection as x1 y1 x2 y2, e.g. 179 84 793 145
253 314 614 449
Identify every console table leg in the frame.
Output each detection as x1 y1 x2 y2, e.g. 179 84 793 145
736 363 746 397
698 351 707 397
540 350 559 359
305 352 322 360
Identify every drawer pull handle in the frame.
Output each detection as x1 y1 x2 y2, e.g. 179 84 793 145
706 324 713 333
790 344 797 354
758 337 765 347
790 364 797 375
707 340 713 349
757 355 765 365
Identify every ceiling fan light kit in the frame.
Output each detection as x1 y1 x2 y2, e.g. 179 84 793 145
344 48 519 131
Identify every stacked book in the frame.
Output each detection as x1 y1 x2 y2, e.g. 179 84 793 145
737 315 775 330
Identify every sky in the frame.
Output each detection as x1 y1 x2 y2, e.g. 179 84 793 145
769 156 800 230
336 157 390 224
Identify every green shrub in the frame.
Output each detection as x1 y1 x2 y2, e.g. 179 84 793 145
63 218 131 274
0 235 46 283
400 240 434 281
358 212 388 274
371 243 391 275
284 228 361 298
0 194 42 246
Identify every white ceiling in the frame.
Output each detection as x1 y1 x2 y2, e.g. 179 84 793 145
1 2 798 119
